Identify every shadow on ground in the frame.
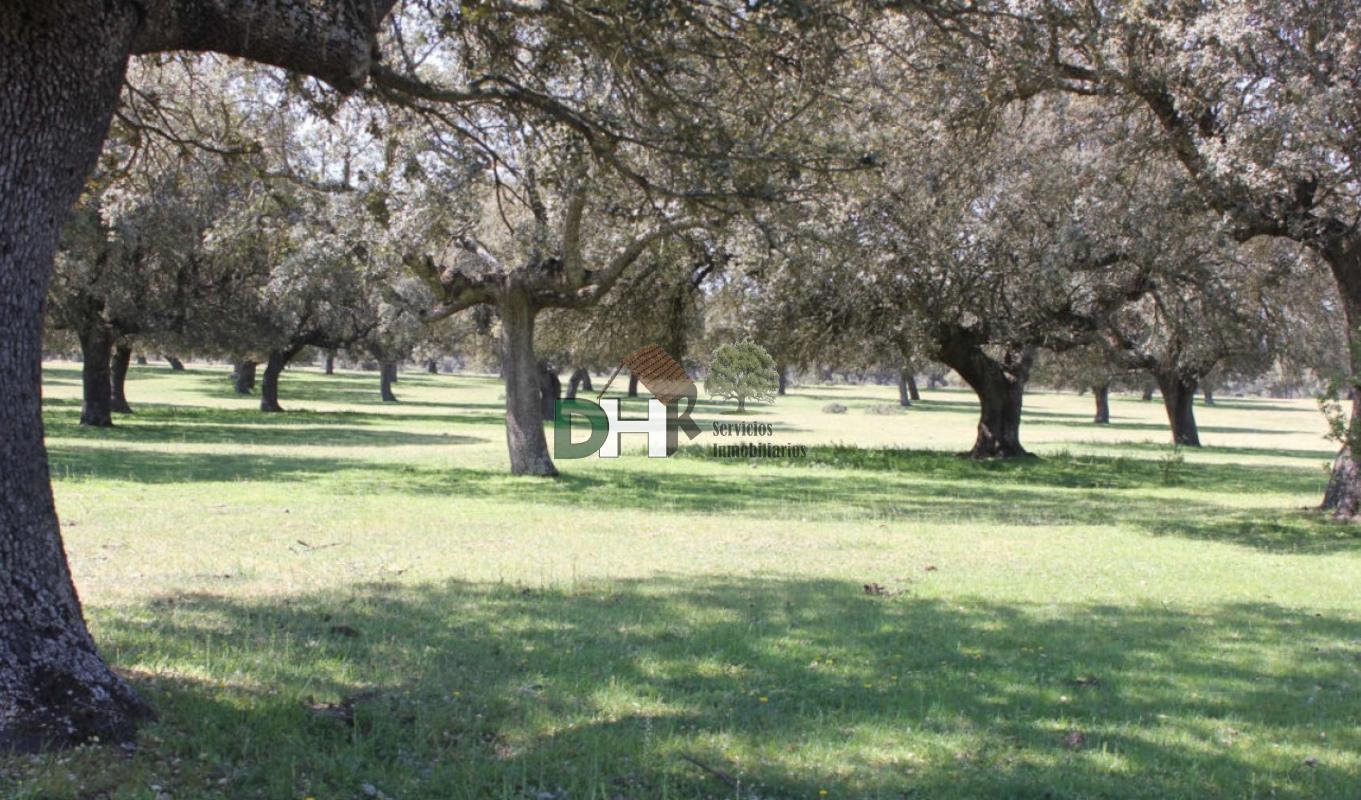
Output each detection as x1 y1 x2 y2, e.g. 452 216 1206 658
52 577 1361 799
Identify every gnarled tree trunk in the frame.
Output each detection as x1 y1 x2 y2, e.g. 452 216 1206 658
76 325 116 427
110 342 134 414
501 285 557 477
0 0 152 751
937 335 1034 459
380 360 398 402
1154 370 1200 447
1092 383 1110 424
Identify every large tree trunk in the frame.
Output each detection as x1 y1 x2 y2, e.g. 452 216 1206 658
501 286 558 477
1154 371 1201 447
164 355 185 371
260 349 296 413
77 325 116 427
539 364 562 421
110 343 134 414
1092 383 1110 424
380 360 398 402
897 368 912 407
233 360 257 395
937 335 1034 459
0 0 152 751
1318 235 1361 518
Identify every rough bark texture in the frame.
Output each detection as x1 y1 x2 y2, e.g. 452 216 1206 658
233 360 257 395
260 349 296 413
538 364 561 421
110 343 134 414
77 326 116 427
936 335 1034 459
897 368 912 407
164 355 184 371
1318 236 1361 518
380 360 398 402
1092 383 1110 424
1154 371 1201 447
501 286 558 476
0 0 153 751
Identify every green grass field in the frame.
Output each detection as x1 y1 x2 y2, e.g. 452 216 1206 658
4 361 1360 799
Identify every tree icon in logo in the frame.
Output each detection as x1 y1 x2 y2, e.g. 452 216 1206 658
706 341 779 413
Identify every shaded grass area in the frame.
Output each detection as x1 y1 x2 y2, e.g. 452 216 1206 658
9 579 1360 799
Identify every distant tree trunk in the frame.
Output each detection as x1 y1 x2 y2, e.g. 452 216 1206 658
897 368 912 407
1154 371 1201 447
500 285 557 476
426 358 438 374
164 355 184 371
539 363 562 421
778 366 788 396
1141 386 1154 402
134 354 146 366
380 360 398 402
260 349 298 413
110 343 133 414
233 360 257 395
1092 383 1110 424
907 373 921 401
937 334 1034 459
0 0 153 751
628 373 639 397
566 367 592 400
737 396 747 412
1203 387 1215 405
324 351 335 375
77 325 115 427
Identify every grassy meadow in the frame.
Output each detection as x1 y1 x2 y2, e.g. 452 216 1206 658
3 360 1360 799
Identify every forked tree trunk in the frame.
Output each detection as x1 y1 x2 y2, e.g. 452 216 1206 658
628 373 639 397
937 336 1034 459
260 349 296 413
1092 383 1110 424
233 360 257 395
77 325 116 427
565 367 592 400
164 355 184 371
501 286 557 476
907 373 921 401
777 366 788 396
0 1 152 751
539 364 561 421
1154 370 1201 447
110 343 134 414
380 360 398 402
897 368 912 407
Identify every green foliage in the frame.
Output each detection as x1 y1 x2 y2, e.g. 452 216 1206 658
704 340 779 408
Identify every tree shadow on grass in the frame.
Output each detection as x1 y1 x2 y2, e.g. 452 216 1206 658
45 578 1361 799
46 441 1357 554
